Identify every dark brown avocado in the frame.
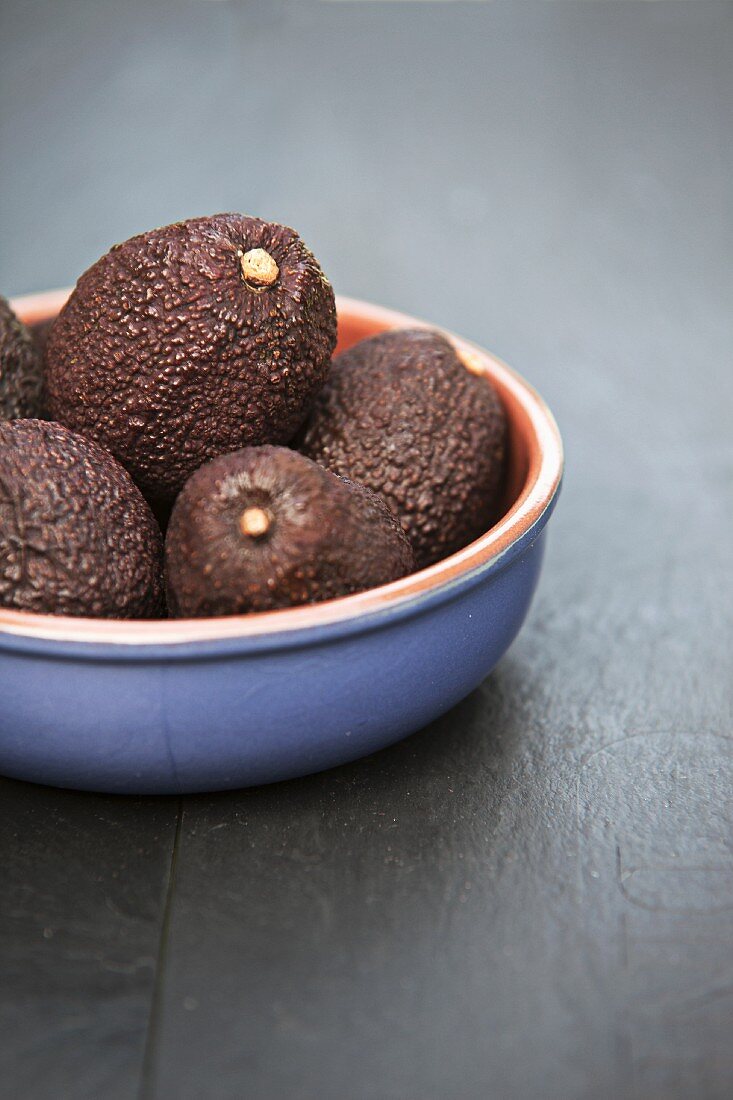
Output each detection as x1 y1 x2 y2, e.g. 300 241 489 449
0 420 163 618
29 316 55 361
0 295 45 420
45 214 337 501
165 445 414 617
299 329 507 569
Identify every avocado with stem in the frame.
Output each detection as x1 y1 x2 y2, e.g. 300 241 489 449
45 214 337 502
0 420 163 618
165 445 414 617
0 295 45 420
299 329 507 569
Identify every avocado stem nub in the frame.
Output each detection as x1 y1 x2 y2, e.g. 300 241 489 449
240 248 279 288
240 506 271 539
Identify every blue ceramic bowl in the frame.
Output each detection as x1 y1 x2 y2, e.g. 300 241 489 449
0 293 563 794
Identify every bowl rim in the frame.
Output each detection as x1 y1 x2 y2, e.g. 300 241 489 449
1 291 563 648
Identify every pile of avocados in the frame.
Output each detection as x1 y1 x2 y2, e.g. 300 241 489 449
0 214 507 621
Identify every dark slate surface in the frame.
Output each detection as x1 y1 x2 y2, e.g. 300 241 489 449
0 785 179 1099
1 2 732 1098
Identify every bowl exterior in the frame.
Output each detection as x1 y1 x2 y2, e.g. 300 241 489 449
0 531 547 794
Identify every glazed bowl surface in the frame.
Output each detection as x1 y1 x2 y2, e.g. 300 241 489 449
0 292 562 793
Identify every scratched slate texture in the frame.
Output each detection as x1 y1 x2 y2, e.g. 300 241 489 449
0 2 731 1099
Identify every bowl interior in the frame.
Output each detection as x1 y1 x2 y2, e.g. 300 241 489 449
0 291 561 645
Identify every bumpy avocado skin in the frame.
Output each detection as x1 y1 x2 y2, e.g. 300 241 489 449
165 445 414 617
0 420 163 618
30 316 55 360
299 329 507 569
0 296 45 420
45 214 337 501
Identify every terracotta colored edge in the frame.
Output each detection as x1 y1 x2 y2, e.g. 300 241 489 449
0 291 563 645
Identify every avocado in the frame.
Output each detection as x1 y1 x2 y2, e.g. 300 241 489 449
165 445 414 617
0 295 45 420
45 214 337 502
30 316 54 360
299 329 507 569
0 420 163 618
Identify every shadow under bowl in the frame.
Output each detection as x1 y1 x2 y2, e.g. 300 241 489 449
0 292 563 794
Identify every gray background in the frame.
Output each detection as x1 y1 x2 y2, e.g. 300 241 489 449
1 2 732 1098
